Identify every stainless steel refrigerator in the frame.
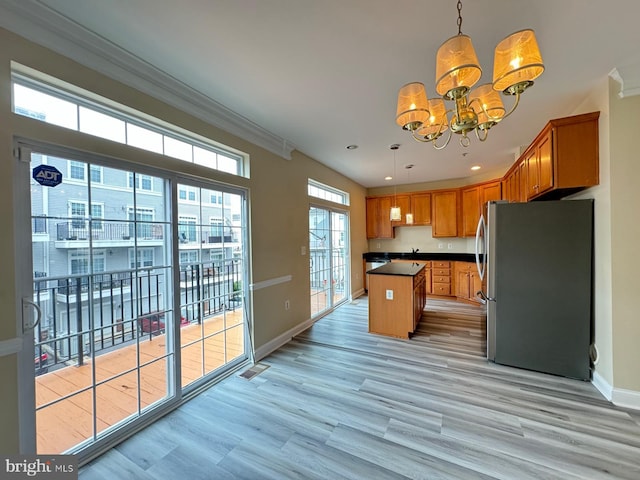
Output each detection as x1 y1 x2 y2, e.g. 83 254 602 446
476 200 594 380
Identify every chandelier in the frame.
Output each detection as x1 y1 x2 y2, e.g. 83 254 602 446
395 0 544 149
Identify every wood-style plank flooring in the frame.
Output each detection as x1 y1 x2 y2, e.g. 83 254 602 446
36 310 244 454
79 296 640 479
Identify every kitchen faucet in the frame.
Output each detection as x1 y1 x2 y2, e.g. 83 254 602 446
411 248 419 254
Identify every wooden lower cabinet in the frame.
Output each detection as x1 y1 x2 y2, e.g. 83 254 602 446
431 260 452 296
391 259 432 294
454 262 483 304
368 266 426 339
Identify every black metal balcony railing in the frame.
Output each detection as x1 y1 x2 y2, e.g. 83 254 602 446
56 222 164 242
32 259 243 376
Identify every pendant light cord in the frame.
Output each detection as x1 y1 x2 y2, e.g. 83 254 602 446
457 0 463 35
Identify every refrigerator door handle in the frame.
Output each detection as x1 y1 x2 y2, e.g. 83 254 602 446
477 290 495 303
475 213 486 281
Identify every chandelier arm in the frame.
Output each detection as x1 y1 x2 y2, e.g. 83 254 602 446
411 130 432 143
475 127 489 142
499 90 522 121
432 128 453 150
468 97 503 124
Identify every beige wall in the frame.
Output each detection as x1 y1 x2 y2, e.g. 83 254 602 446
567 78 615 388
608 80 640 392
0 27 367 453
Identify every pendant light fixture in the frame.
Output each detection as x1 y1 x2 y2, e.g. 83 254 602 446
405 164 414 224
395 0 544 149
390 144 401 221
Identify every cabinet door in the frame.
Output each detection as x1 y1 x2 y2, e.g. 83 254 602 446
456 270 470 298
411 193 432 225
391 194 411 226
424 267 432 294
482 182 501 204
366 197 394 239
537 129 554 194
480 181 501 219
470 271 483 301
518 162 528 202
525 147 539 199
461 187 480 237
366 197 378 239
432 190 458 237
376 196 394 238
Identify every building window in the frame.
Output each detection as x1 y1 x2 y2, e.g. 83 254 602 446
308 179 349 206
179 250 199 265
90 165 103 183
69 201 87 228
129 248 155 269
69 161 85 181
128 207 154 238
128 173 153 191
179 186 197 202
90 204 104 230
69 250 106 275
178 215 197 242
12 67 247 177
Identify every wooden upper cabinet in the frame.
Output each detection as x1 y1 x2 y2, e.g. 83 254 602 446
391 194 411 227
366 196 394 239
461 186 480 237
411 192 432 225
526 111 600 200
461 181 501 237
518 161 528 202
525 126 554 198
481 181 501 216
432 189 459 237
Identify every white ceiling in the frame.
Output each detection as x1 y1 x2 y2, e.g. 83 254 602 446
4 0 640 187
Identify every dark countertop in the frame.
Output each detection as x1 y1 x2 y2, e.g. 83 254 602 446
363 252 478 263
366 262 425 276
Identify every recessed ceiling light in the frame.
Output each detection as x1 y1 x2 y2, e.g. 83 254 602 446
471 165 481 171
346 144 358 150
385 176 393 181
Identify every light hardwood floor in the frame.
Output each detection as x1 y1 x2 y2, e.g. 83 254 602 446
79 296 640 479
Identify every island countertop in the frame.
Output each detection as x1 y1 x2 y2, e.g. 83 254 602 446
366 262 425 276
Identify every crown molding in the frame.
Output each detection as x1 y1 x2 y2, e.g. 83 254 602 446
610 65 640 99
0 0 295 160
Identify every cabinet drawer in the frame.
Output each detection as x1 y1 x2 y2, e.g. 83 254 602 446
433 268 450 276
433 261 450 268
432 275 450 283
432 283 451 295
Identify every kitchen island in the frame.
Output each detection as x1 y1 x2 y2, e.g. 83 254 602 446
367 262 426 339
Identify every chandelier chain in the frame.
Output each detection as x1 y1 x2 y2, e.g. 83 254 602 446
456 0 463 35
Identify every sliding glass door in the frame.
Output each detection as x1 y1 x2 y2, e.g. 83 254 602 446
19 145 249 460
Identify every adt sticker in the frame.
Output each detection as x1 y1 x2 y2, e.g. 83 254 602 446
33 165 63 187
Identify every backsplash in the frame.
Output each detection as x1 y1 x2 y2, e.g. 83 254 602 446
367 226 474 253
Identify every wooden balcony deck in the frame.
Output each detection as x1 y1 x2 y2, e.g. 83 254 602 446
35 309 245 454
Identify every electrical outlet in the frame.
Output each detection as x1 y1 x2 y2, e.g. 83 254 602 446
300 246 306 255
376 242 381 249
438 243 444 249
448 243 453 250
284 300 290 310
385 289 393 300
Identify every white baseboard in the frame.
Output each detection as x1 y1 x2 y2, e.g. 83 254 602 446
352 288 366 299
612 387 640 410
592 371 640 410
592 371 613 401
254 317 314 361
